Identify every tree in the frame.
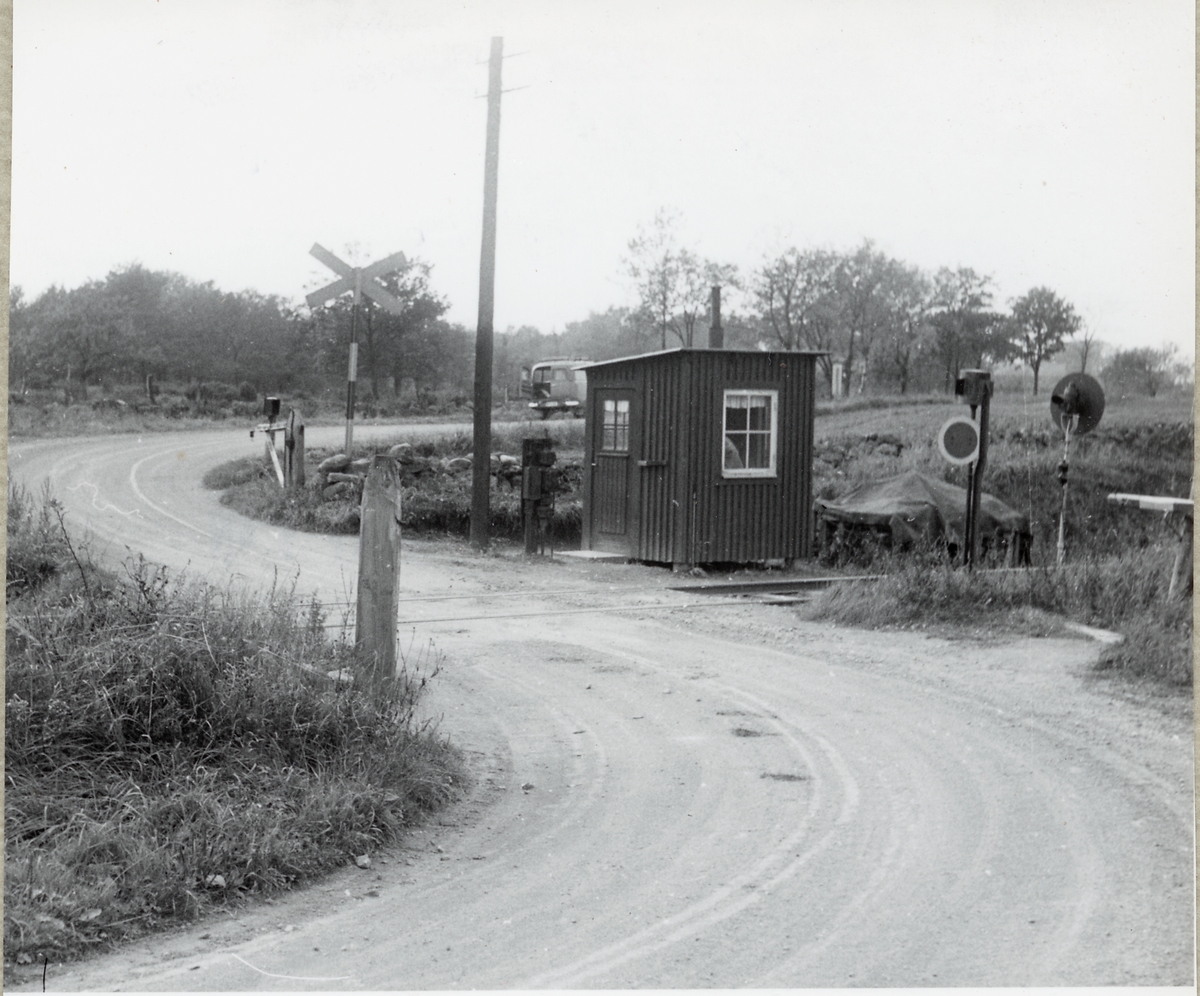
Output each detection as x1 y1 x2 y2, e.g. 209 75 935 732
625 208 737 349
928 268 995 392
1101 343 1189 397
753 247 840 385
559 306 642 361
1009 287 1081 394
8 286 37 392
830 241 892 394
1066 322 1103 373
874 263 933 394
101 263 172 387
34 281 128 400
308 255 450 398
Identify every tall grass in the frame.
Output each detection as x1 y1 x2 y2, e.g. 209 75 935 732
5 485 466 966
804 545 1193 685
817 417 1193 564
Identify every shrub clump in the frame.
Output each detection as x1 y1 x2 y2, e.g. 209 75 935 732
5 488 465 967
208 439 585 543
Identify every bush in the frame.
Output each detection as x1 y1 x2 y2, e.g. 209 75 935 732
6 483 74 600
208 427 588 544
219 476 362 535
5 490 466 965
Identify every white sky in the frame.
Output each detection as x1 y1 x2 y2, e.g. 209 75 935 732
10 0 1196 356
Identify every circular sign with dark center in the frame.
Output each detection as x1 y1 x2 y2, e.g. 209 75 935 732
938 416 980 465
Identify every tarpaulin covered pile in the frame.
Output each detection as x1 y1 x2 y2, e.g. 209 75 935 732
814 470 1031 563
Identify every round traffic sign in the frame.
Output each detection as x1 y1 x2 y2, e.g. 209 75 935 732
937 416 980 465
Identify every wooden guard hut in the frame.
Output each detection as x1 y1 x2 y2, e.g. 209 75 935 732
579 348 822 569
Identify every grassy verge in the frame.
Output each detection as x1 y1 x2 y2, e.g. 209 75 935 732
802 546 1193 686
204 422 587 544
816 416 1193 563
5 485 467 968
807 402 1193 688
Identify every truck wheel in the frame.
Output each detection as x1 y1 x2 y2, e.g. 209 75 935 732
539 409 552 421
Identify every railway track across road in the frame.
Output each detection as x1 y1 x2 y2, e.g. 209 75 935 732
7 427 1194 990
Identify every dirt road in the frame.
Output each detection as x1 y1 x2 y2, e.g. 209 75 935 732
7 428 1194 989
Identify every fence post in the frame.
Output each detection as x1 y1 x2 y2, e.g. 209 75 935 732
357 454 401 679
284 408 305 488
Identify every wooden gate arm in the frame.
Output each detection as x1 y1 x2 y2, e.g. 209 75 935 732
1107 493 1194 518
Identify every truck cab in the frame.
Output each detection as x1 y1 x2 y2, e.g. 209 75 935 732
528 359 589 419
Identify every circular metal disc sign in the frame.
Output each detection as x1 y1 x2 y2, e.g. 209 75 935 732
938 416 980 465
1050 372 1106 436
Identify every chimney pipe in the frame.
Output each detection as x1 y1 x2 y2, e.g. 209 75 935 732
709 285 724 349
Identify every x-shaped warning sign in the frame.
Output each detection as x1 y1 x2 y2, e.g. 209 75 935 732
305 244 408 315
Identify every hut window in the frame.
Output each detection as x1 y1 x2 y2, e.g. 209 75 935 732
722 390 777 477
601 398 630 451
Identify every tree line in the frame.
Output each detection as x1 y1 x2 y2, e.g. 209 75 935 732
613 209 1092 396
9 261 474 402
8 220 1189 406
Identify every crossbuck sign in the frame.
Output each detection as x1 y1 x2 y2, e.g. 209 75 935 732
305 244 408 314
306 244 408 455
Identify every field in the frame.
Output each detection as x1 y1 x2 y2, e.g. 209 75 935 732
6 381 541 439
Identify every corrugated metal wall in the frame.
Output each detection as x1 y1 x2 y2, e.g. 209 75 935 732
686 351 816 563
584 349 818 566
636 354 684 562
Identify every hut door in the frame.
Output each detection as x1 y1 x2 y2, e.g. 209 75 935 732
588 390 637 550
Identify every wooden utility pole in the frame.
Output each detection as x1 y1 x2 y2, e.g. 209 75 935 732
357 455 402 680
471 36 503 550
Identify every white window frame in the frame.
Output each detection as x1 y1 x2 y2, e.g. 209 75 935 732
721 389 778 478
601 397 631 453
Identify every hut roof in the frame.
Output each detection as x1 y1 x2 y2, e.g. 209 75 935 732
579 347 826 371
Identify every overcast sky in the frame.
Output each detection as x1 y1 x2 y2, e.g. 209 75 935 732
11 0 1195 356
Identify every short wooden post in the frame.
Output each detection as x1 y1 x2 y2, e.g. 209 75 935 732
284 408 305 488
295 422 305 487
357 454 402 679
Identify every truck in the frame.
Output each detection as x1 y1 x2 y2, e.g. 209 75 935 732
526 358 590 419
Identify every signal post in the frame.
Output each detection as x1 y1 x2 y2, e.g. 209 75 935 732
937 369 992 568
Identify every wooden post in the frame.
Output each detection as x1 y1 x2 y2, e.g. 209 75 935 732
1168 479 1193 600
294 422 305 488
357 454 401 679
284 408 305 488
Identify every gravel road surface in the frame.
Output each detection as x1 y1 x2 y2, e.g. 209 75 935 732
7 428 1194 989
